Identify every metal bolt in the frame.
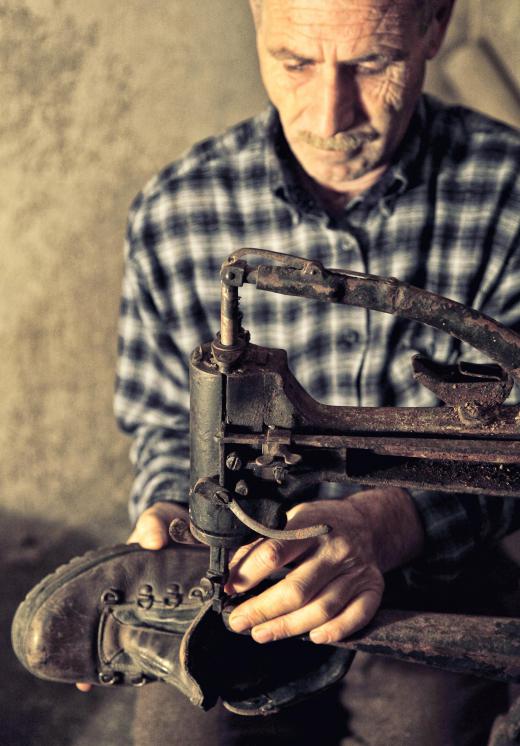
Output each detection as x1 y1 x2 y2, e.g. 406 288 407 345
235 479 249 496
226 452 242 471
98 671 120 686
188 577 214 602
273 465 286 485
138 584 154 610
100 587 122 605
165 583 182 607
215 489 231 505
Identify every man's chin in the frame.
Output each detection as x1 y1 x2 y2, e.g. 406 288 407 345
303 160 375 190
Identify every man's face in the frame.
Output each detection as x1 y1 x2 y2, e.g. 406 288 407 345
254 0 450 192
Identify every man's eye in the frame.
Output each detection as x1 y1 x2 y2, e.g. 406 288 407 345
356 62 389 76
284 62 310 73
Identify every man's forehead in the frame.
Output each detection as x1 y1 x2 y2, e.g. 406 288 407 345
261 0 419 28
261 0 419 54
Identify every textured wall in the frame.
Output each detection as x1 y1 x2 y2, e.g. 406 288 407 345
1 0 519 542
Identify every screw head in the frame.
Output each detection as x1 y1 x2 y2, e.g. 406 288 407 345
235 479 249 496
226 452 242 471
100 587 122 605
99 671 120 686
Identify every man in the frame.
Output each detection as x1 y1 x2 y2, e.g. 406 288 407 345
114 0 520 742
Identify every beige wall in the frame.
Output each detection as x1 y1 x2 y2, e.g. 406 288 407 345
2 0 520 544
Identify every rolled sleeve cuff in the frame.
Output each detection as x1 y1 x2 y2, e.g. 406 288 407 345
401 490 480 589
129 473 189 526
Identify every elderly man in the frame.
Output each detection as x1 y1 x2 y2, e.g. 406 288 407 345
83 0 520 742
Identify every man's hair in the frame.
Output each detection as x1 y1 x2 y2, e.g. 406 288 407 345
251 0 439 33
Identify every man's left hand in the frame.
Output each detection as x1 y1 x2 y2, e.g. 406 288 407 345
226 487 424 644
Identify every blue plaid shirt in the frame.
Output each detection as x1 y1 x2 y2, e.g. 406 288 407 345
116 94 520 585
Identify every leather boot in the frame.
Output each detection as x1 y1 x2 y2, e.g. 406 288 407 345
12 543 354 714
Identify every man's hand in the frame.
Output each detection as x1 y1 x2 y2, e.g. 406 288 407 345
127 501 199 549
226 488 424 645
76 501 199 692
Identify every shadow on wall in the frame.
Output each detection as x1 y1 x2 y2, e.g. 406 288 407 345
1 513 134 746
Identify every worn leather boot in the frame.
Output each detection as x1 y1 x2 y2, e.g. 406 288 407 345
12 543 354 714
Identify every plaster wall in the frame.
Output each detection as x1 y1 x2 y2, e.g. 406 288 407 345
1 0 265 543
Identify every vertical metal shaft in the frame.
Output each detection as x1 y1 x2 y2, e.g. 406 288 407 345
220 284 240 347
208 545 229 613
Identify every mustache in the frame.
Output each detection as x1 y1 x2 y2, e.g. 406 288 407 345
298 129 379 152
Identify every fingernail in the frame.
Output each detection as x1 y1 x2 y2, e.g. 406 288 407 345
252 627 273 644
143 533 164 550
310 629 329 644
229 615 249 632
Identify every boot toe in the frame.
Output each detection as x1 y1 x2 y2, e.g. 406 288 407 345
12 543 209 685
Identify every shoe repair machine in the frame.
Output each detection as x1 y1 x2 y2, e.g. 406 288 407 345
12 248 520 731
188 249 520 732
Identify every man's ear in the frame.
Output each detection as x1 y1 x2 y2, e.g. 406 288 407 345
425 0 455 60
249 0 262 28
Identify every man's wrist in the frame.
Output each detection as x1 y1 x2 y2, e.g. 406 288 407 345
347 487 425 573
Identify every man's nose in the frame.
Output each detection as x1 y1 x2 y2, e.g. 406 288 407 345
314 65 361 137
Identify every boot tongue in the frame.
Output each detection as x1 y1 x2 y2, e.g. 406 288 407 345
102 600 354 715
100 604 214 708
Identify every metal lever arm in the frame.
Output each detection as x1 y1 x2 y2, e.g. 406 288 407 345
225 248 520 382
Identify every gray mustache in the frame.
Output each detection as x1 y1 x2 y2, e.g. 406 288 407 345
298 129 379 151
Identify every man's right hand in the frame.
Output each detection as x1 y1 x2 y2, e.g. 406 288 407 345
127 501 199 549
76 501 199 692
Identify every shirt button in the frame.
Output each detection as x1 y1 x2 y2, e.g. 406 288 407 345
342 235 360 251
341 330 360 348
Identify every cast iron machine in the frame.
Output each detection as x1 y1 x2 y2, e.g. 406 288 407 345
187 249 520 708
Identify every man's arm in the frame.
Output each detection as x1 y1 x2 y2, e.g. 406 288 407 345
227 487 423 644
114 185 211 527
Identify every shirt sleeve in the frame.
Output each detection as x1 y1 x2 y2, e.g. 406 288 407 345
404 183 520 588
403 490 520 587
114 207 192 526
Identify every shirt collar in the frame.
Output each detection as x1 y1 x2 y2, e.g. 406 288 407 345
261 95 428 219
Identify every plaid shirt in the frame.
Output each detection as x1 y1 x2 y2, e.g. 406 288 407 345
116 94 520 585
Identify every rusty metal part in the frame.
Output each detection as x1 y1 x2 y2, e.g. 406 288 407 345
169 518 192 543
227 249 520 380
412 355 513 407
189 248 520 722
222 492 330 542
334 609 520 684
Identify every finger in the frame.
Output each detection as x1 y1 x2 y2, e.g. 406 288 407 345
309 588 382 644
76 682 92 692
226 535 316 595
244 572 356 641
128 502 190 550
228 551 339 632
132 510 170 549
